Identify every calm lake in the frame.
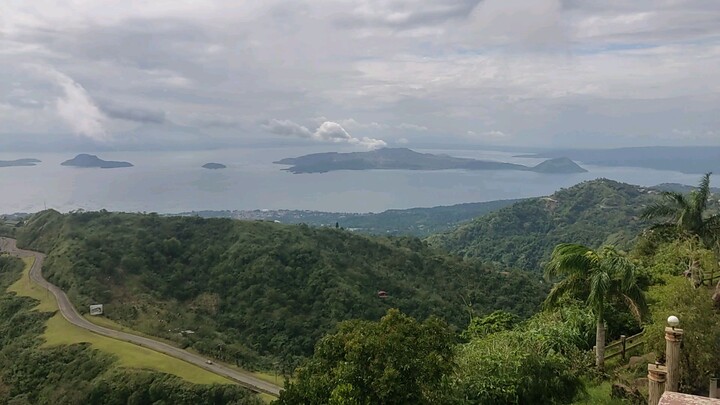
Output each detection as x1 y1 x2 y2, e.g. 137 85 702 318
0 146 703 214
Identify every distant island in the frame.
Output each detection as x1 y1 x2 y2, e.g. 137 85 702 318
274 148 587 174
61 154 133 169
0 158 41 167
202 163 227 170
516 146 720 174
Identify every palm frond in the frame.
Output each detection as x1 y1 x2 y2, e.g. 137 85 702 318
664 191 691 210
691 172 712 213
703 214 720 240
641 202 679 221
621 286 649 322
587 269 610 315
544 243 596 280
544 276 586 310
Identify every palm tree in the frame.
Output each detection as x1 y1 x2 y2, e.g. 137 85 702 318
641 172 720 248
544 244 647 370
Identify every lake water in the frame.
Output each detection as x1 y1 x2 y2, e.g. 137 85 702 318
0 146 703 214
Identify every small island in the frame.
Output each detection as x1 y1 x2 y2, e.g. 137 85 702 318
202 163 227 170
274 148 587 174
0 158 41 167
61 154 133 169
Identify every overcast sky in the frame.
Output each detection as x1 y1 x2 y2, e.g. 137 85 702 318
2 0 720 151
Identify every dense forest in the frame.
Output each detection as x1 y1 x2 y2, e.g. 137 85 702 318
278 175 720 403
0 255 261 405
16 210 546 371
3 176 719 404
428 179 719 271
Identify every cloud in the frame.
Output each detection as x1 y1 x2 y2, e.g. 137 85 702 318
262 119 314 138
3 1 720 149
467 130 508 138
263 119 387 149
188 113 242 128
484 130 508 138
338 118 389 130
38 66 108 141
397 122 428 131
341 0 480 30
99 101 166 124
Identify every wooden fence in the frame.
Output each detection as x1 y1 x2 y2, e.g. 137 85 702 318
604 330 645 361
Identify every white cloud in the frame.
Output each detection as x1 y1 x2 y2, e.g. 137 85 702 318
262 119 313 137
264 119 387 149
36 66 108 140
484 130 507 138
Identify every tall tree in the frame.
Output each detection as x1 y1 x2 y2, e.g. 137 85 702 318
276 309 455 405
544 244 647 370
642 172 720 248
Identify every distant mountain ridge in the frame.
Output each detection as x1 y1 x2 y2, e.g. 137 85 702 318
275 148 587 174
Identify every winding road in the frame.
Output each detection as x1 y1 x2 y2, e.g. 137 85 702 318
0 237 282 397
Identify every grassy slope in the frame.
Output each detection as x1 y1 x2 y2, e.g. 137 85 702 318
7 256 233 385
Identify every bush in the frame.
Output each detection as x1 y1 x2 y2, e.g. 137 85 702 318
452 309 588 404
644 276 720 394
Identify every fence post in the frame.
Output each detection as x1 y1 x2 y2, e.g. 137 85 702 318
648 363 667 405
665 326 684 392
710 378 718 399
620 335 627 361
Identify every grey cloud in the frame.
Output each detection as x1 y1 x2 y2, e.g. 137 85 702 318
338 0 481 29
397 123 428 131
6 96 44 109
189 114 242 128
99 101 166 124
3 0 720 149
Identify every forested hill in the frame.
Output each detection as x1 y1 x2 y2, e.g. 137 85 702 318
177 198 522 237
427 179 669 271
17 210 546 369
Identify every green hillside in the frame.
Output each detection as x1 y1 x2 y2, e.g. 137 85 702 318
0 255 261 405
428 179 670 271
16 210 546 371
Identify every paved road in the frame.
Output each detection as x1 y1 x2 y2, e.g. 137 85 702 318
0 237 282 397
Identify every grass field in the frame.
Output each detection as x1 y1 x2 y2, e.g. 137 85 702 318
7 256 233 386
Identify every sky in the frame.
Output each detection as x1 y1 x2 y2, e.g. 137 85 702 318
2 0 720 151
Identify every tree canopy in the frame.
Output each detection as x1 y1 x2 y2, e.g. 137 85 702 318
641 172 720 248
277 309 455 405
544 244 647 369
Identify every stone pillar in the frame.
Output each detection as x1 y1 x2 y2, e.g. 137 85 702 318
665 327 684 392
648 364 667 405
710 377 718 399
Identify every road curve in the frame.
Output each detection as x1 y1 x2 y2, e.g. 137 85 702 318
0 237 282 397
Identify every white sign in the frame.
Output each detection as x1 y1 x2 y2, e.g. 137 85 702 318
89 304 104 316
